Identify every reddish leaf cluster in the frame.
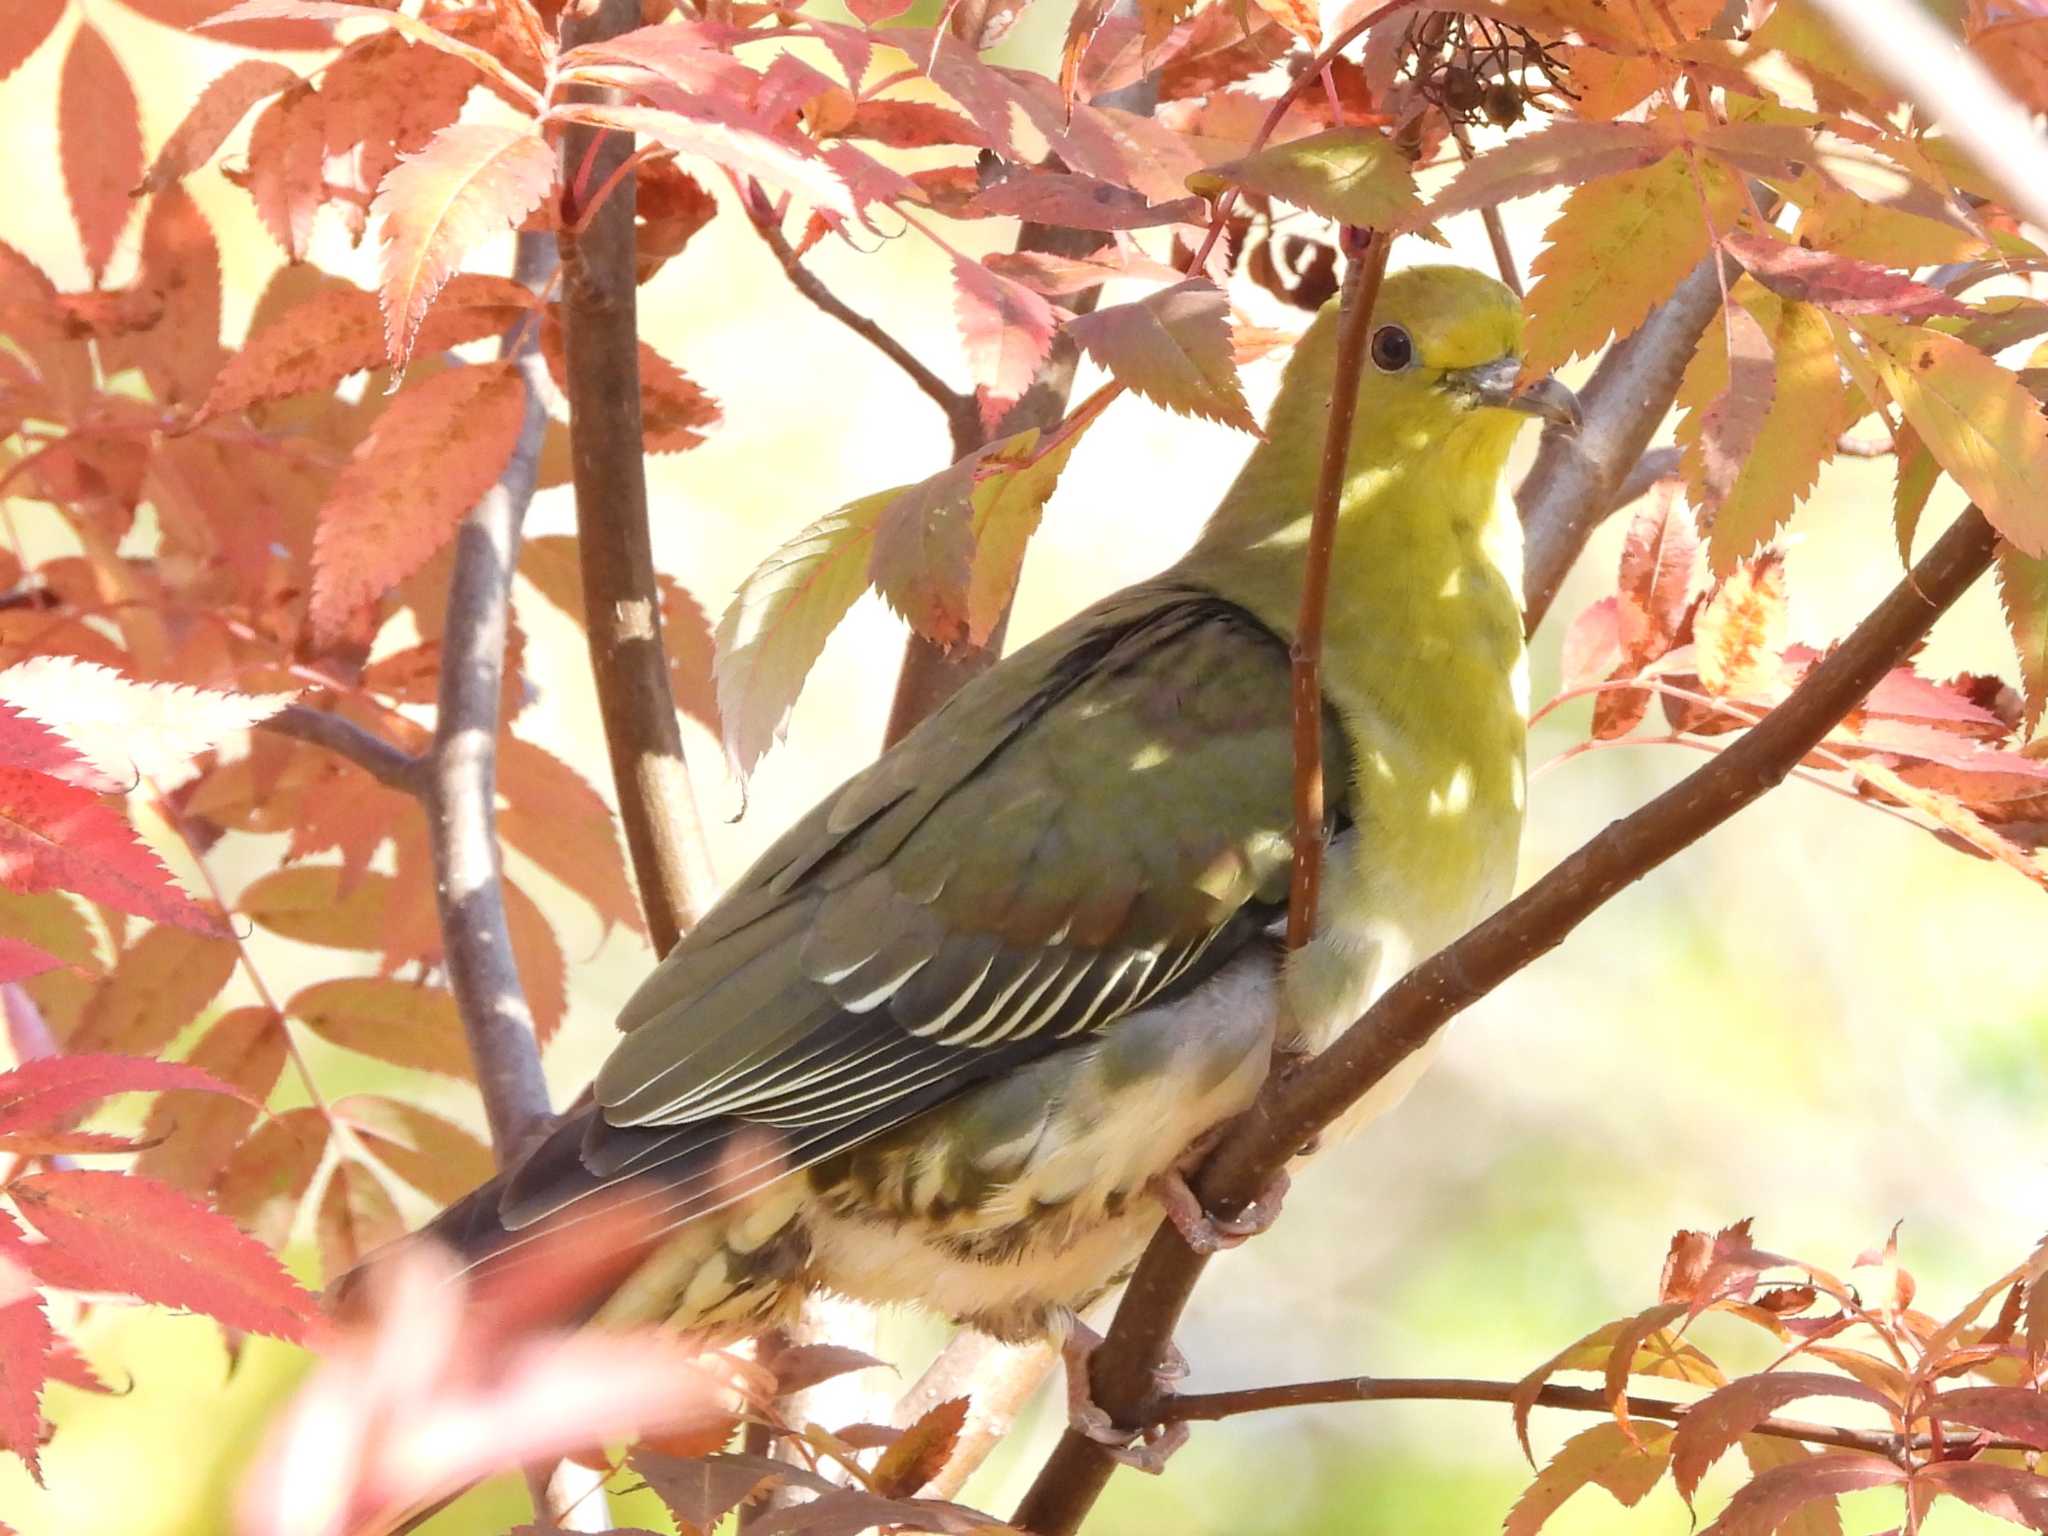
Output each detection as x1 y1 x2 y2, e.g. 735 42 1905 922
1510 1221 2048 1536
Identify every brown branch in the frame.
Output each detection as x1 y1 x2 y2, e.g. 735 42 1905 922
743 187 981 451
261 704 422 793
1160 1375 2036 1459
1286 231 1390 950
1516 248 1733 636
424 230 557 1161
1609 445 1682 514
1012 506 2000 1536
558 0 718 957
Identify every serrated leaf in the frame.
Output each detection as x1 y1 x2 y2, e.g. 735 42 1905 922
138 59 299 195
60 26 142 280
1996 544 2048 733
0 1293 55 1480
1506 1422 1673 1536
71 927 235 1057
964 407 1104 644
0 1053 246 1141
1721 233 1969 318
333 1096 492 1204
207 0 539 107
1425 120 1665 220
1893 424 1939 563
315 1160 404 1282
1914 1461 2048 1532
1700 1453 1903 1536
1512 1310 1722 1462
0 0 62 87
215 1107 327 1250
0 769 226 937
1523 151 1736 375
537 318 720 455
1858 318 2048 557
504 878 566 1046
241 865 392 949
246 82 328 259
0 703 109 792
374 123 555 371
1696 553 1789 699
137 1009 286 1196
309 361 528 643
873 1396 969 1498
7 1168 324 1342
1187 128 1419 230
199 273 535 423
288 978 474 1079
1066 281 1258 432
1691 302 1777 535
114 186 227 410
1737 1438 1844 1536
953 258 1058 427
1671 1373 1896 1505
552 103 857 224
497 733 646 939
0 658 292 789
0 941 61 987
1928 1386 2048 1449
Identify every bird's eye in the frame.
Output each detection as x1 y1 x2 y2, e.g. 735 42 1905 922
1370 325 1414 372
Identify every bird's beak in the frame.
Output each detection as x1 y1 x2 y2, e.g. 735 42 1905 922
1450 356 1582 433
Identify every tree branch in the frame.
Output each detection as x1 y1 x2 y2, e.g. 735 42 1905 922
893 1335 1057 1500
1160 1374 2036 1459
1012 506 2000 1536
1516 250 1731 636
424 230 557 1161
558 0 718 957
261 703 422 793
1287 231 1389 950
743 187 981 450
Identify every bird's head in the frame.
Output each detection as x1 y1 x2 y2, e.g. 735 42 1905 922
1350 264 1579 451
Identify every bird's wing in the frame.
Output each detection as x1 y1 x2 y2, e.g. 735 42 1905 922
500 583 1346 1229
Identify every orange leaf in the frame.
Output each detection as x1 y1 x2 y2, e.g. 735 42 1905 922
1066 280 1258 433
316 1161 404 1283
289 978 475 1079
137 1009 287 1196
872 1395 969 1498
71 927 235 1057
1506 1422 1672 1536
59 26 142 280
374 123 555 371
333 1096 493 1205
215 1107 328 1250
7 1168 326 1342
309 362 528 643
1671 1373 1895 1506
138 59 300 196
0 0 63 87
952 257 1057 428
1702 1453 1902 1536
1695 553 1788 699
246 81 328 259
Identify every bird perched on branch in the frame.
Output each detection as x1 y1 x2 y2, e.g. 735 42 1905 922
417 264 1575 1459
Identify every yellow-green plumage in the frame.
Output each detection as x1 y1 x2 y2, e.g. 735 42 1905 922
423 266 1553 1348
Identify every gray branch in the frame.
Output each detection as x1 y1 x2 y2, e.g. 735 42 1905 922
262 704 422 793
424 231 558 1161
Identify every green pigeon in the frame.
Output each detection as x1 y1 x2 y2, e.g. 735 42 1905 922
420 263 1575 1454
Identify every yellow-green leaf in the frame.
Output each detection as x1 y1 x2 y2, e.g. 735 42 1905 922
1858 318 2048 557
1186 128 1419 230
1523 150 1738 376
1996 544 2048 734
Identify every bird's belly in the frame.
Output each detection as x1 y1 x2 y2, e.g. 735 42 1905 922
803 951 1278 1340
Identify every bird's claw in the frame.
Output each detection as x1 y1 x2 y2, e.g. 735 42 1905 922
1148 1164 1291 1255
1061 1322 1190 1474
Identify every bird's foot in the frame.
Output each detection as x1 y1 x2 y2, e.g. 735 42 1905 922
1148 1161 1291 1255
1061 1322 1189 1474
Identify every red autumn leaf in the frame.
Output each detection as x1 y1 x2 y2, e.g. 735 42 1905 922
1694 303 1776 529
138 59 300 195
1670 1372 1897 1505
308 361 528 643
494 730 647 939
0 703 110 792
111 187 227 410
0 767 226 936
241 1244 764 1535
1927 1385 2048 1448
0 1053 248 1143
1699 1452 1903 1536
1066 280 1259 433
0 657 292 789
639 344 723 453
373 122 555 370
1915 1458 2048 1529
836 100 985 151
0 942 62 987
198 272 534 422
1722 233 1970 318
1505 1422 1673 1536
320 33 480 210
60 26 143 280
119 0 334 50
967 170 1205 231
551 103 858 225
245 81 328 259
0 1292 54 1479
503 878 566 1047
0 0 63 87
206 0 539 103
6 1168 325 1342
1424 119 1665 221
952 257 1057 428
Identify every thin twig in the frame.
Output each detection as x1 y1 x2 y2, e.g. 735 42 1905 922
425 230 558 1161
1451 119 1521 296
743 184 979 449
1160 1375 2036 1458
1011 507 2001 1536
1286 232 1390 950
1803 0 2048 236
261 703 422 793
558 0 718 957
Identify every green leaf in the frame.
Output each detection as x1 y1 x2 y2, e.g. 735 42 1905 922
1186 128 1419 230
1997 543 2048 734
1065 280 1258 433
1858 318 2048 557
